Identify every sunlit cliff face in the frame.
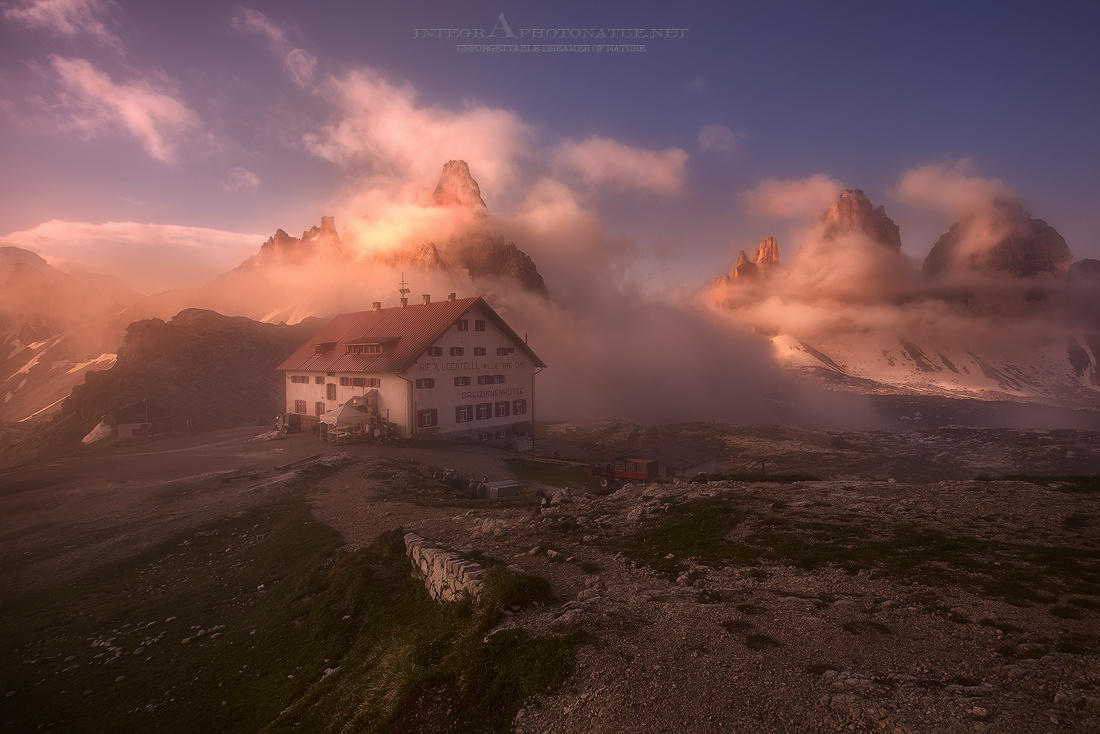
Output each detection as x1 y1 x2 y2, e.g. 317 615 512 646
710 167 1084 340
704 169 1100 408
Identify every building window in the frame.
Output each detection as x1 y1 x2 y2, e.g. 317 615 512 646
315 401 325 417
450 346 464 356
476 402 491 420
428 346 442 356
513 399 527 416
479 431 490 441
366 378 380 387
475 319 486 331
495 401 510 418
290 375 310 384
326 383 336 400
339 377 349 386
454 376 471 386
496 429 507 439
457 319 469 332
326 371 335 377
314 376 323 384
417 408 438 428
294 400 307 414
473 347 486 356
346 343 382 355
415 378 435 388
341 377 376 387
497 347 515 356
477 375 503 385
455 404 473 423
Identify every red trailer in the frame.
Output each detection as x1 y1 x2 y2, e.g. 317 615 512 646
589 457 659 488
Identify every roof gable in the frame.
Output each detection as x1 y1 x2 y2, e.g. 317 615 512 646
276 296 545 373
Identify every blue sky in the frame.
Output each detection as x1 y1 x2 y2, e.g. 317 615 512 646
1 0 1098 288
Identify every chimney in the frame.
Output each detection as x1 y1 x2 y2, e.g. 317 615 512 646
447 292 456 302
371 301 381 312
422 294 431 305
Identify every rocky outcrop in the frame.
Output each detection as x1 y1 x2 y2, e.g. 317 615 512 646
373 241 449 270
821 190 901 251
404 532 487 602
448 233 548 294
433 159 488 210
755 236 780 269
923 202 1072 278
237 216 347 271
714 238 779 286
1069 258 1100 281
432 160 548 294
0 247 139 423
732 251 758 279
63 309 323 431
229 162 548 295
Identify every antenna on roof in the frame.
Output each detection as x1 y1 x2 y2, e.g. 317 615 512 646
398 272 411 307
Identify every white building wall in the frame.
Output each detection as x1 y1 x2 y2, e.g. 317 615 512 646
282 303 537 439
284 374 327 417
283 372 410 435
405 303 536 438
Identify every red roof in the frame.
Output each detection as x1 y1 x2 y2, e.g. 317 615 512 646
276 296 545 373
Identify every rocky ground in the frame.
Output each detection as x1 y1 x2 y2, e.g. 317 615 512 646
316 459 1100 733
2 423 1098 732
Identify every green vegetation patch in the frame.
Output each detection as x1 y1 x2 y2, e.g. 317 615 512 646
0 497 579 733
503 459 593 490
977 475 1100 493
690 473 820 483
607 496 1100 606
371 459 539 510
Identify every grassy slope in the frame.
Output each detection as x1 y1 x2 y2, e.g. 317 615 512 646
609 493 1100 612
0 493 578 733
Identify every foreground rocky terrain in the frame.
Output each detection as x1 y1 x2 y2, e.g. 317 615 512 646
2 423 1096 732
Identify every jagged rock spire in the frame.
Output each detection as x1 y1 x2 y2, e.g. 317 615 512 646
432 160 487 210
821 189 901 251
755 236 779 268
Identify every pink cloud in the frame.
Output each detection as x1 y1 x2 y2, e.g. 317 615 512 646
4 220 262 292
4 0 118 46
742 174 843 219
232 8 316 87
222 167 261 193
697 124 742 156
50 56 199 163
305 67 531 197
555 136 688 194
895 159 1015 216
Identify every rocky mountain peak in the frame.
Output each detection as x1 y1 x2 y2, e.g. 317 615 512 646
0 246 49 280
923 201 1072 278
755 237 779 268
373 241 449 271
821 189 901 251
447 232 547 295
243 217 345 271
1069 259 1100 281
733 251 758 279
433 160 487 210
714 237 779 287
227 164 546 295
